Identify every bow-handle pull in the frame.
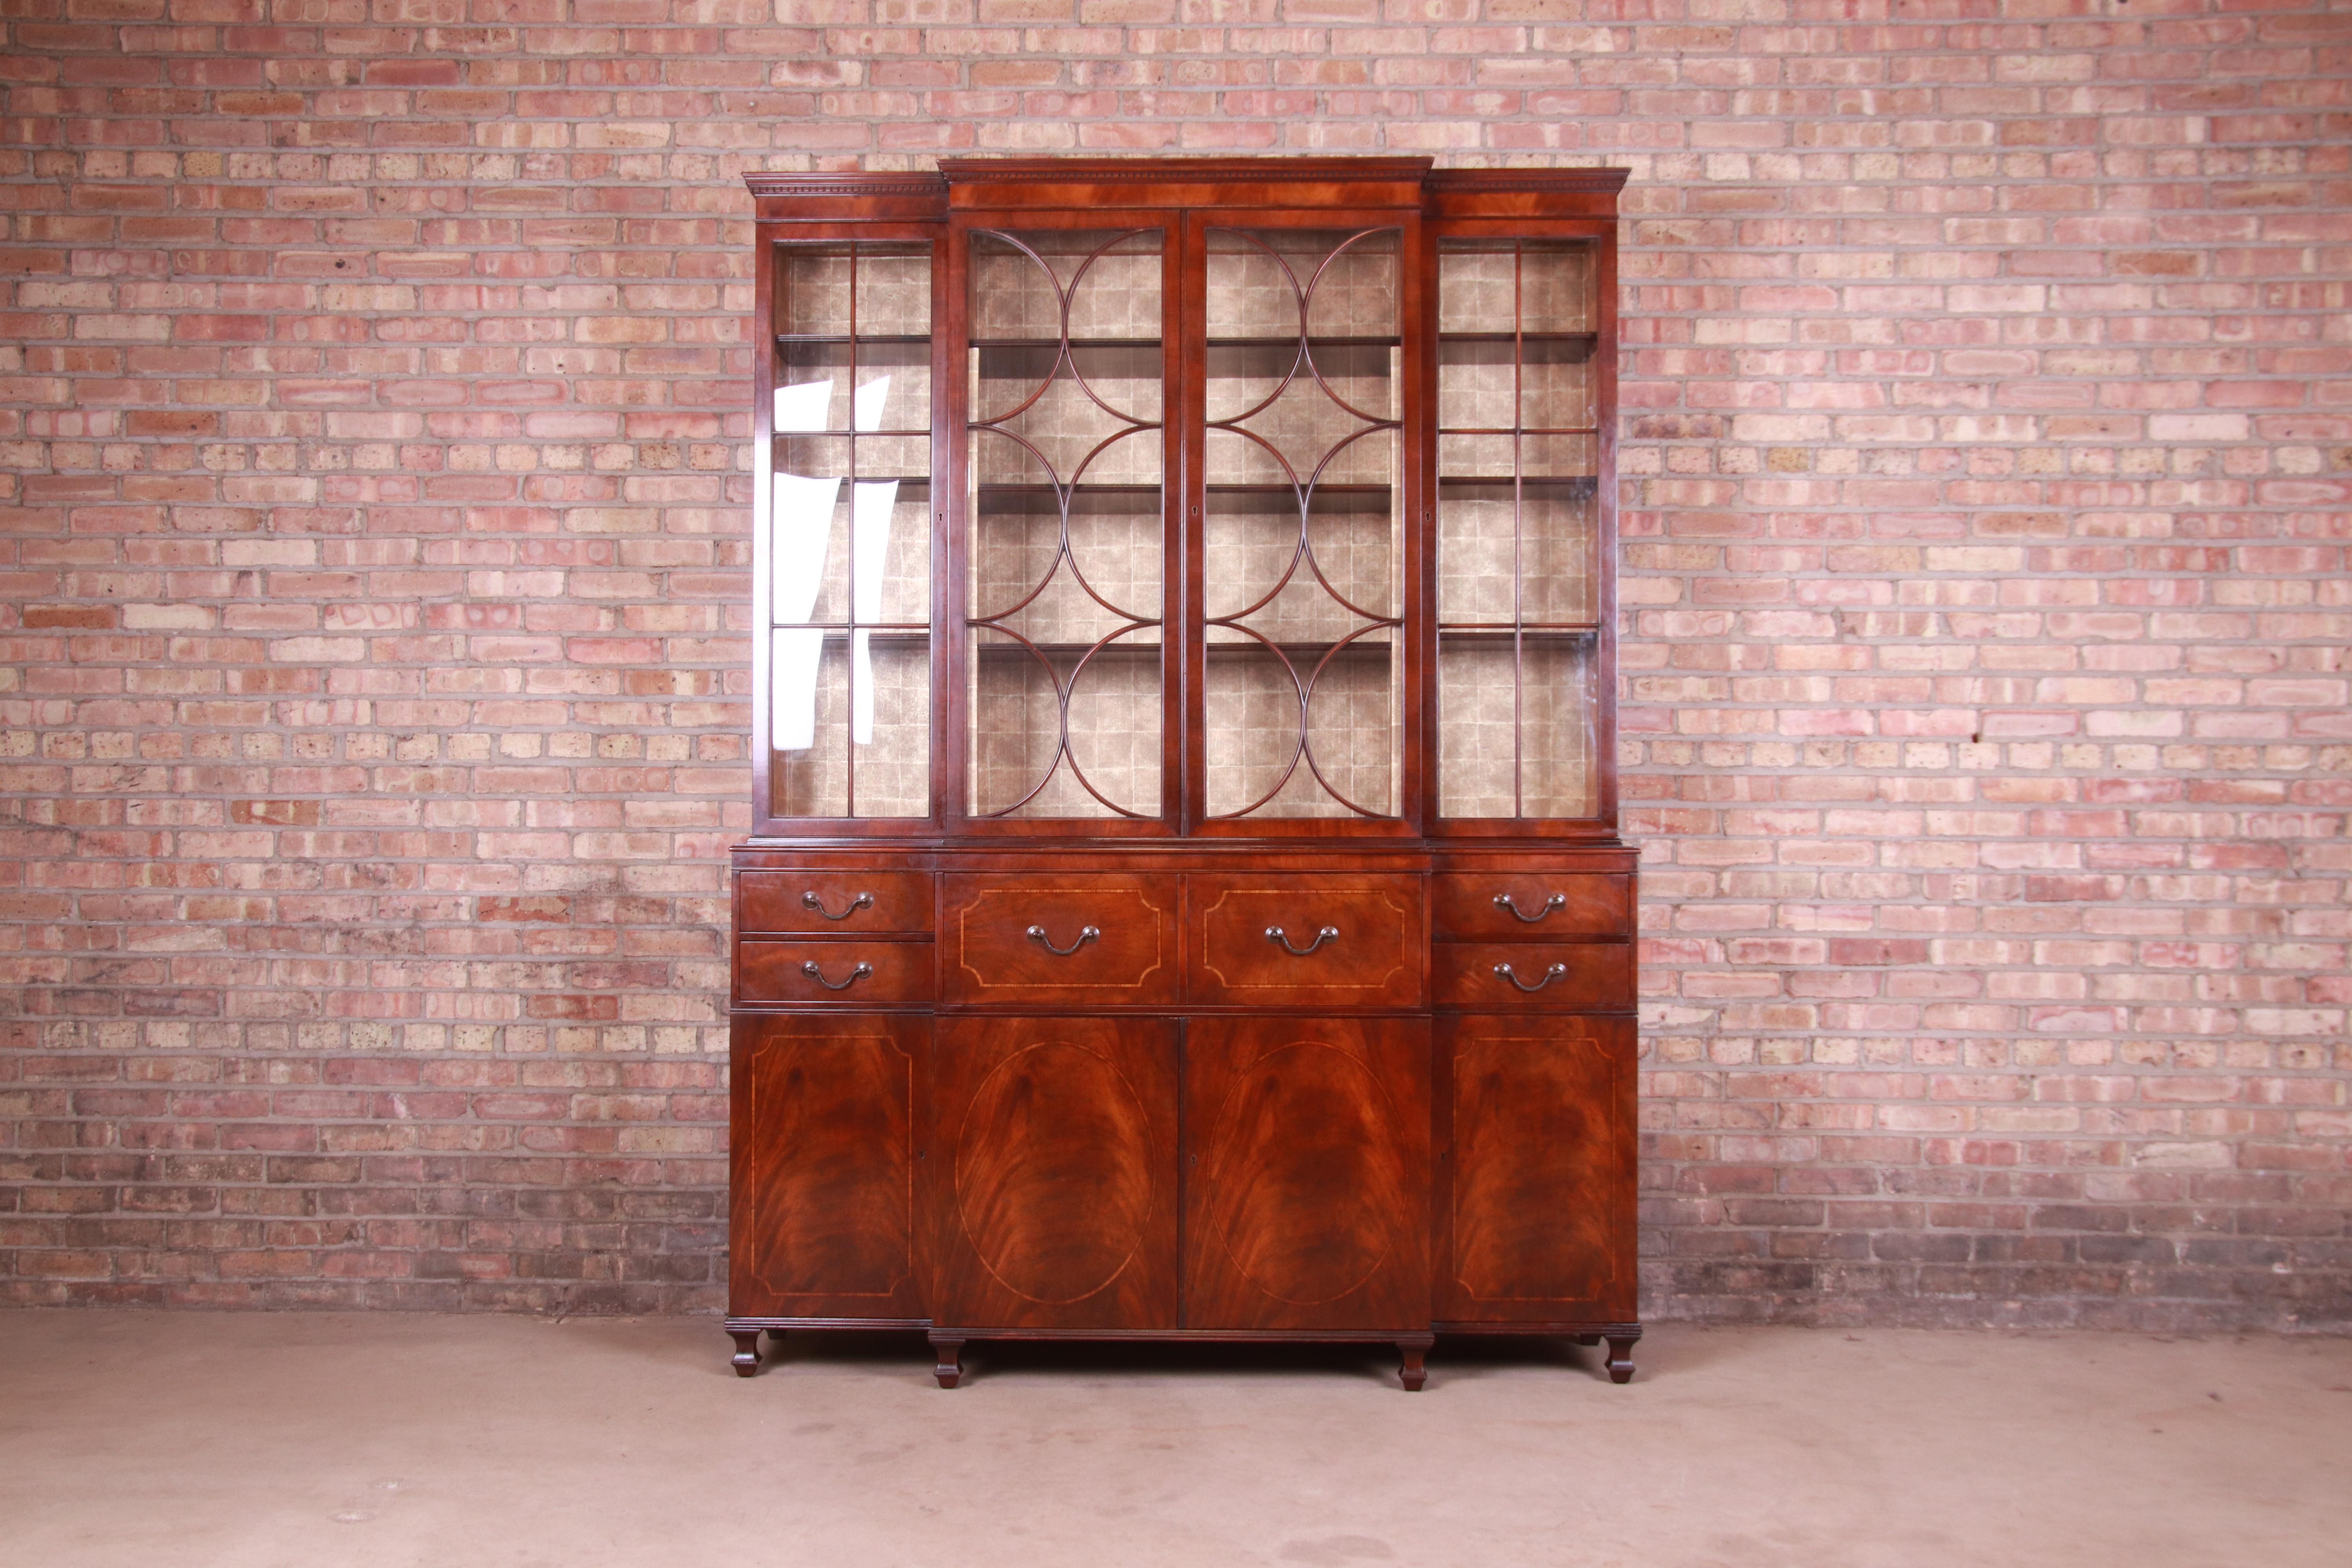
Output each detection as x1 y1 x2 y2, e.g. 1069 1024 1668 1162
1265 925 1339 957
1494 893 1566 924
802 960 873 992
802 890 875 922
1026 924 1100 957
1494 962 1568 994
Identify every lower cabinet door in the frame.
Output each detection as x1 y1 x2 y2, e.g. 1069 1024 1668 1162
930 1016 1180 1329
1183 1017 1430 1331
731 1014 925 1320
1435 1014 1636 1324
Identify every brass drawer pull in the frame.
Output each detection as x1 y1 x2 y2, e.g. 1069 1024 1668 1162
1026 924 1100 957
801 960 873 991
1494 961 1568 993
1494 892 1567 924
1265 925 1339 957
802 890 875 921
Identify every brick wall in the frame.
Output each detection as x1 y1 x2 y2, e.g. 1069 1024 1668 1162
2 3 2347 1329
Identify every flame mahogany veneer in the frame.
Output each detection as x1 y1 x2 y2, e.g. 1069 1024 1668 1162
729 159 1639 1390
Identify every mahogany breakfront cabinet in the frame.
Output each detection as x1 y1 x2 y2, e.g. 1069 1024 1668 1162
728 158 1638 1391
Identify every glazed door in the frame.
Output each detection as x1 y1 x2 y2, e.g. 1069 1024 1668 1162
1182 1016 1429 1330
1186 213 1422 835
757 233 944 831
929 1016 1180 1329
1434 1014 1636 1324
730 1014 926 1320
953 216 1181 831
1426 224 1615 831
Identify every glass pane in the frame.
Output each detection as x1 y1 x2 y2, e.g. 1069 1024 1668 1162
1437 633 1596 819
780 245 852 335
1436 637 1512 818
1521 640 1598 817
1202 227 1403 822
1437 479 1593 626
969 629 1161 817
1436 238 1601 820
773 630 849 816
857 247 931 336
966 228 1166 820
767 240 932 820
776 339 931 435
855 631 930 817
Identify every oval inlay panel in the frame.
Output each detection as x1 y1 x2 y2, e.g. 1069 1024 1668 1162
955 1040 1154 1305
1205 1040 1405 1307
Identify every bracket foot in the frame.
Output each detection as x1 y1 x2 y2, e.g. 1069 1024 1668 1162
930 1335 965 1389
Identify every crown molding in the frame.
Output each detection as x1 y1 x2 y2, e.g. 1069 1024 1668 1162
1424 168 1632 193
934 156 1437 184
743 172 948 198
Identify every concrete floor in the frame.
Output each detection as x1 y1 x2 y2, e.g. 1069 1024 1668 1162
2 1313 2347 1567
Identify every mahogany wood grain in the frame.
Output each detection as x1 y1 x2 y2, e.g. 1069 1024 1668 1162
735 940 934 1008
738 870 936 936
942 874 1180 1006
1429 873 1632 942
730 159 1640 1385
730 1014 925 1320
1183 1016 1429 1330
1434 1014 1636 1323
1185 874 1424 1009
930 1016 1179 1329
1430 941 1634 1011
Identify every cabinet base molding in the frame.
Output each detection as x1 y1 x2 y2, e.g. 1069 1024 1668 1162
928 1328 1440 1392
723 1318 1639 1388
1435 1319 1643 1383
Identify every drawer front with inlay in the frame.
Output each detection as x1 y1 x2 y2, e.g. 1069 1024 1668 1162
1432 942 1633 1011
735 941 935 1007
941 874 1180 1007
1186 875 1424 1009
739 871 935 936
1430 874 1630 944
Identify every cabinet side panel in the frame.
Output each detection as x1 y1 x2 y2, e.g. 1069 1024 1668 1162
1183 1015 1430 1330
731 1014 925 1319
931 1016 1180 1329
1436 1014 1636 1322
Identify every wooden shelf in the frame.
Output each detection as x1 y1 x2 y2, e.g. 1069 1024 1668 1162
776 333 931 345
1437 331 1597 344
768 626 933 641
972 337 1161 350
766 472 933 486
970 637 1163 656
1437 428 1599 438
1437 473 1597 485
1208 336 1399 349
1437 625 1599 643
771 428 933 439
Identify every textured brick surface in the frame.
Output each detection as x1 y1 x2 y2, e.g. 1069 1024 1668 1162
2 3 2348 1328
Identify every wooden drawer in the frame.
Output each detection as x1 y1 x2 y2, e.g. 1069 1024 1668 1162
941 874 1180 1006
1431 873 1630 943
1432 942 1633 1011
739 870 934 936
735 941 934 1007
1186 874 1423 1009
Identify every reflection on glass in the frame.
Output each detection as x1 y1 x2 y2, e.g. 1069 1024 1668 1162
769 241 932 818
1434 238 1600 820
1201 227 1402 820
966 228 1166 820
